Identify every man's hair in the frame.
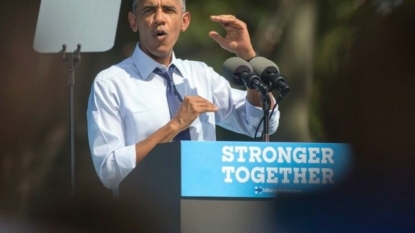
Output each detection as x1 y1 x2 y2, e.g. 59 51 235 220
132 0 186 13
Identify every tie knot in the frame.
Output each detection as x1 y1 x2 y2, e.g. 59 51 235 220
155 66 175 82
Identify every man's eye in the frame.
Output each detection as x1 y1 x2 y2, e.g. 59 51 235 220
142 8 154 13
164 8 176 13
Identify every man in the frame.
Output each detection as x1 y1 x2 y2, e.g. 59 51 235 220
87 0 280 189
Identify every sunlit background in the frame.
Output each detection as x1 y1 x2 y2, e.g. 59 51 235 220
1 0 414 232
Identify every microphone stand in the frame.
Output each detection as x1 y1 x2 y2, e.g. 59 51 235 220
259 87 271 142
61 44 81 197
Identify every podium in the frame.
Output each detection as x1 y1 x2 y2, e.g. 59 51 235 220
119 141 352 233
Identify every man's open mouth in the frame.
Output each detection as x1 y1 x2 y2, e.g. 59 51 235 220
155 30 167 37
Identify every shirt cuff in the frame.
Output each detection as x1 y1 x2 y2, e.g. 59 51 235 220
245 100 265 125
115 144 137 177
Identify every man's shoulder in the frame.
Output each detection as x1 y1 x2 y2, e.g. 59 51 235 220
95 57 135 82
174 58 214 75
176 58 208 68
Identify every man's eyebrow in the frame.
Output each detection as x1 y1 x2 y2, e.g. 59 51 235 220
140 4 177 12
162 5 177 10
140 5 157 11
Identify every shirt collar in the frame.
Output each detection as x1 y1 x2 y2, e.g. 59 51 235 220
132 43 185 80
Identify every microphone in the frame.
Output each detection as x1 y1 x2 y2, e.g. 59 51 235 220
249 56 291 95
222 57 265 91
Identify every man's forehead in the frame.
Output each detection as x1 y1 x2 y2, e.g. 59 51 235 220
138 0 180 6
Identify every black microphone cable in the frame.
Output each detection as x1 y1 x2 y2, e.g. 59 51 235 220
254 95 280 140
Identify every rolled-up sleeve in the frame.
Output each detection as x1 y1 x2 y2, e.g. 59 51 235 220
87 77 136 189
244 99 280 137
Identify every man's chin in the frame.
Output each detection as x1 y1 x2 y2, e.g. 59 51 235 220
140 42 171 59
149 48 173 64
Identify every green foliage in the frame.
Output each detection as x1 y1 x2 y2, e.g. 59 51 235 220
311 0 367 141
310 0 411 141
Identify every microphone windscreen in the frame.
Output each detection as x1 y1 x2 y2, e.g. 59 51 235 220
249 56 280 77
222 57 253 87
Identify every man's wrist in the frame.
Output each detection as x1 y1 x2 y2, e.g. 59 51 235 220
236 49 257 61
245 51 258 62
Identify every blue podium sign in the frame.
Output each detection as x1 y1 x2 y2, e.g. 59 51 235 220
181 141 353 198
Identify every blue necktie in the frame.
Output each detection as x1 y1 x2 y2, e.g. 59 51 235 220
155 66 191 141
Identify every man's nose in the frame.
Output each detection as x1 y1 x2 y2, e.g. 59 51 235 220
154 9 165 25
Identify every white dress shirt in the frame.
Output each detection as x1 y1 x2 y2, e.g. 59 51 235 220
87 44 280 189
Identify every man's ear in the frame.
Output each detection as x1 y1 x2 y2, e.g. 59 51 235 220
128 12 138 32
181 12 191 32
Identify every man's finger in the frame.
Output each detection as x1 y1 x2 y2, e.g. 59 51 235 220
208 31 224 44
183 96 218 113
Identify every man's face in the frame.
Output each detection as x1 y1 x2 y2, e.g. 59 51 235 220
129 0 190 65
